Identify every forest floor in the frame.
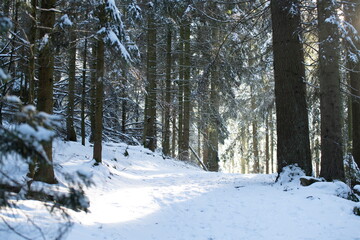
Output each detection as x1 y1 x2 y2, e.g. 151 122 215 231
1 140 360 240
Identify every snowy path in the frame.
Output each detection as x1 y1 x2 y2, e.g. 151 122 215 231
1 141 359 240
63 142 360 240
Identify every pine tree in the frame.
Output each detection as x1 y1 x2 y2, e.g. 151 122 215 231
33 0 57 184
317 0 345 181
270 0 312 176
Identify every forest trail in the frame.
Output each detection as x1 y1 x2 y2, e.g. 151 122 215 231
62 142 359 240
1 141 359 240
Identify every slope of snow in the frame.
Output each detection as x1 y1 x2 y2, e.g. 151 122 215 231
1 140 360 240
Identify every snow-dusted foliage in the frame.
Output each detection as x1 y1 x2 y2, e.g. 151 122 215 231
99 0 139 63
58 14 73 28
344 155 360 186
0 98 91 239
0 16 11 81
276 164 306 186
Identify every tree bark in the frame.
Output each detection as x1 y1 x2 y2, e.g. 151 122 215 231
93 3 106 163
346 0 360 168
178 25 184 158
143 5 157 151
181 20 191 161
162 25 172 156
89 43 97 143
317 0 345 181
81 38 88 146
27 0 37 105
66 30 77 142
251 86 260 173
270 0 312 176
34 0 57 184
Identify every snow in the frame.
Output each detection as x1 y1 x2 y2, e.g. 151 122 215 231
17 124 55 142
59 14 73 28
3 95 21 104
1 140 359 240
0 69 10 80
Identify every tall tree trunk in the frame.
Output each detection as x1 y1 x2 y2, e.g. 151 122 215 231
181 21 191 161
89 43 97 143
208 64 220 171
33 0 57 184
81 37 88 146
251 86 260 173
27 0 37 104
93 40 104 163
66 30 77 142
270 0 312 176
162 25 172 156
178 25 184 158
121 86 127 133
270 108 274 173
265 113 270 174
346 0 360 168
317 0 345 181
171 107 177 158
241 127 248 174
93 3 106 163
143 5 157 151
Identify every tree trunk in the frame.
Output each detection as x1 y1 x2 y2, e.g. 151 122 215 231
181 21 191 161
27 0 37 104
89 42 97 143
66 30 77 142
162 25 172 156
208 65 220 171
121 86 127 133
251 86 260 173
178 25 184 158
93 3 106 163
33 0 57 184
81 37 88 146
346 0 360 168
270 0 312 176
265 113 270 174
270 108 274 173
171 107 177 158
93 39 104 163
143 5 157 151
317 0 345 181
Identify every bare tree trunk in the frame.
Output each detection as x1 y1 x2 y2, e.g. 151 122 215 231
178 25 184 158
121 86 127 133
33 0 57 184
270 0 312 176
318 0 344 181
143 5 157 151
93 39 104 163
28 0 37 104
162 25 172 156
81 37 88 146
251 86 260 173
89 43 97 143
208 65 220 171
66 30 77 142
346 0 360 168
181 21 191 161
171 107 177 158
265 113 270 174
93 3 106 163
270 108 274 173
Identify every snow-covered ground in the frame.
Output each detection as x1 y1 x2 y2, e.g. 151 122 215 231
1 140 360 240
